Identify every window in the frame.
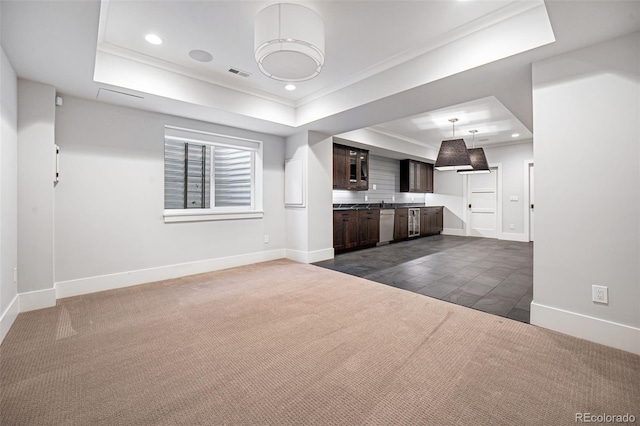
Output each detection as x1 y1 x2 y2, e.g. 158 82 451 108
163 126 263 222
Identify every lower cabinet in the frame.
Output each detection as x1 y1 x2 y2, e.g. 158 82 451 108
334 206 443 251
420 207 444 236
358 210 380 246
394 208 409 241
333 209 380 253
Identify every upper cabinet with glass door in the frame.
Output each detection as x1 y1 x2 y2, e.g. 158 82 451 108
333 143 369 191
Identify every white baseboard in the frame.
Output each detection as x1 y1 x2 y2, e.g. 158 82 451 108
499 232 528 242
55 249 286 299
0 294 19 345
286 248 334 264
442 228 464 236
531 302 640 355
19 288 56 312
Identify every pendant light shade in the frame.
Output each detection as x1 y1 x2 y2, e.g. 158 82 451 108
457 129 491 174
435 118 472 171
254 3 325 82
457 148 491 174
434 139 473 171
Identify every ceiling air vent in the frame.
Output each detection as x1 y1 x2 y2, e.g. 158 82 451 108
228 67 251 78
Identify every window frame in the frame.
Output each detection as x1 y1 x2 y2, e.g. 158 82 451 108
163 125 264 223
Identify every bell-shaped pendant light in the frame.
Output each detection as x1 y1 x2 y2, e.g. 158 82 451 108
458 130 491 174
435 118 472 171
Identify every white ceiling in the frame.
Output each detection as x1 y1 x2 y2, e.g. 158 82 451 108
98 0 520 102
1 0 639 157
371 96 533 149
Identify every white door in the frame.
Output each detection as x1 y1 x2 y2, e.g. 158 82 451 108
468 170 497 238
529 164 534 242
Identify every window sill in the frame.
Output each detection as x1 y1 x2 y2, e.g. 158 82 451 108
163 209 264 223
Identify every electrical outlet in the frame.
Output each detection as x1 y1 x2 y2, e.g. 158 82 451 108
365 195 368 201
372 184 377 190
392 196 395 202
510 224 515 230
592 285 608 304
264 235 270 244
13 267 17 284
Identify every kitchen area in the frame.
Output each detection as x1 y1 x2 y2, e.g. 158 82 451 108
318 139 533 324
332 141 444 253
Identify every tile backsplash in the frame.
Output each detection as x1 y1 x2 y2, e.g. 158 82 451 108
333 154 433 205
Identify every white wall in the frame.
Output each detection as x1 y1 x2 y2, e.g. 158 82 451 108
431 170 465 234
484 142 533 239
308 132 333 254
17 79 55 305
531 32 640 354
53 96 286 296
285 132 309 256
431 142 533 239
284 131 333 262
0 44 19 341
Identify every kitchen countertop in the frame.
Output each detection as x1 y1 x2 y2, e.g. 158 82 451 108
333 203 443 211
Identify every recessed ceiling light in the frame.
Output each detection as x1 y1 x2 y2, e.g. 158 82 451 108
189 49 213 63
512 133 520 138
285 84 296 91
145 34 163 45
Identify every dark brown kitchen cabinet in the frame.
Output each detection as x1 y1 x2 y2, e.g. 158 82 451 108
400 160 433 193
394 208 409 241
420 207 444 236
333 209 380 253
333 144 369 191
333 210 359 252
358 210 380 247
333 144 349 189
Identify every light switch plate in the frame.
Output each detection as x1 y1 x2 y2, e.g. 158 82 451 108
510 196 519 201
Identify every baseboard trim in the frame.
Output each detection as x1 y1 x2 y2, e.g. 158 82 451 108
20 288 57 312
530 302 640 355
442 228 464 236
0 294 19 345
499 232 528 242
55 249 286 299
285 248 334 264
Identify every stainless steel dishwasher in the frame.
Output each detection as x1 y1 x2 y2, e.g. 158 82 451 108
378 209 395 245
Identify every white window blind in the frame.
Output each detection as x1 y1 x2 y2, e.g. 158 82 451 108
213 147 252 207
163 126 262 221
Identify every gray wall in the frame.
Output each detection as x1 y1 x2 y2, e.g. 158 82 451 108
531 31 639 353
17 79 55 294
54 96 286 284
333 154 429 205
1 45 18 316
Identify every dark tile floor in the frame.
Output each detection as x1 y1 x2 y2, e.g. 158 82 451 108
314 235 533 323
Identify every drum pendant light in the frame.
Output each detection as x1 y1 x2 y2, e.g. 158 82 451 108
458 130 491 174
434 118 473 171
254 3 325 82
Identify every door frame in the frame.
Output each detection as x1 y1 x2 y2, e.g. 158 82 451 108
462 163 502 240
524 159 534 242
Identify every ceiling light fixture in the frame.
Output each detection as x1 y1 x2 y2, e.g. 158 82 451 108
434 118 472 171
144 34 163 45
458 130 491 175
284 84 296 91
254 3 325 82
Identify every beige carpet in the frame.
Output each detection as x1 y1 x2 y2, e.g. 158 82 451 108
1 260 639 425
